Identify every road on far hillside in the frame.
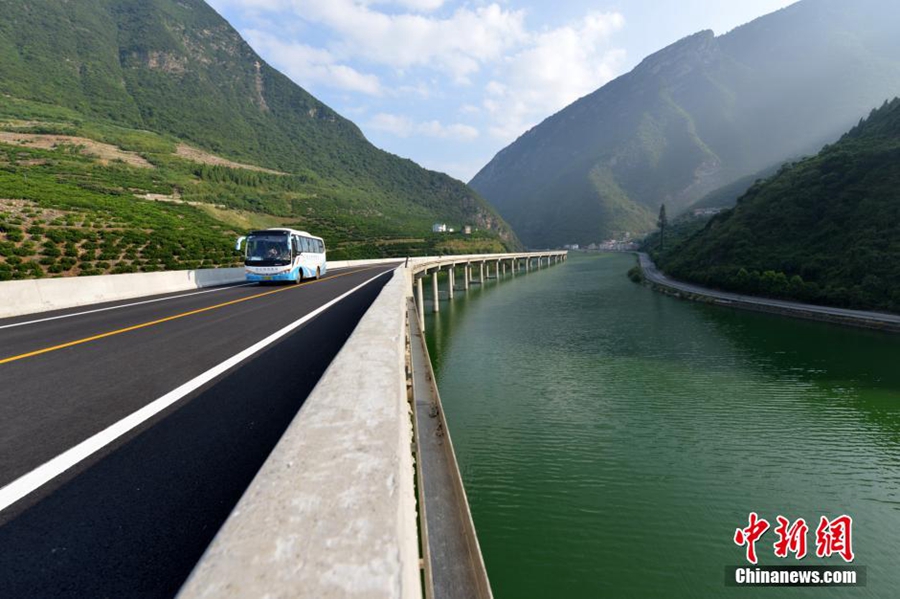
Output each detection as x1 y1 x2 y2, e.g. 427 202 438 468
638 252 900 327
0 264 397 599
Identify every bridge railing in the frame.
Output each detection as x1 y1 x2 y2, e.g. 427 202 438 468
177 251 567 599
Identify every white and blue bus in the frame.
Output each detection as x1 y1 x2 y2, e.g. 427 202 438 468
235 228 327 284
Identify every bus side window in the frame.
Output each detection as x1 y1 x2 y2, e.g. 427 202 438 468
302 237 312 253
292 236 300 254
317 240 324 253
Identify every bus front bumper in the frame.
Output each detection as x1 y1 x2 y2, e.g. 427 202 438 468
245 269 296 282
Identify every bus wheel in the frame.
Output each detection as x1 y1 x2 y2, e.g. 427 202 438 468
316 267 321 280
295 269 302 284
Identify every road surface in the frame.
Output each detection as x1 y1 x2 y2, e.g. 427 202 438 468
639 253 900 328
0 264 396 598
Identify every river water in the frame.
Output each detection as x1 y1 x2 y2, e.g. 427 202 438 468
425 252 900 598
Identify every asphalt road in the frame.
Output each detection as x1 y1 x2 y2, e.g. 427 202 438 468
639 252 900 326
0 264 396 598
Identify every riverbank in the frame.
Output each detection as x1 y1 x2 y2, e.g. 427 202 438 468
636 253 900 333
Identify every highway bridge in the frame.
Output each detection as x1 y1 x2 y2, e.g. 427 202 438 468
0 252 566 599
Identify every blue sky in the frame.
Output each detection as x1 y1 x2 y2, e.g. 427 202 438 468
205 0 797 182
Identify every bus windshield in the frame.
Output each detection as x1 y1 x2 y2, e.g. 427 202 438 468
246 234 291 263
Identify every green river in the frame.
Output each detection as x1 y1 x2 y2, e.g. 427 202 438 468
425 252 900 598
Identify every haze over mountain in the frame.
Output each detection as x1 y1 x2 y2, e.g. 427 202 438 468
657 97 900 313
0 0 517 276
469 0 900 248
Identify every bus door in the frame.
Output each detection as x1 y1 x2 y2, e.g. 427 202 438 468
291 235 302 276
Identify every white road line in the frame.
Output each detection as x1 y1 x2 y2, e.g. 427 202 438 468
0 267 358 331
0 268 393 513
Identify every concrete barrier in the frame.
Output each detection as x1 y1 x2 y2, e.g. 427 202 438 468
177 251 567 598
0 255 530 320
637 253 900 334
329 258 405 269
0 267 246 319
178 269 420 599
0 259 406 319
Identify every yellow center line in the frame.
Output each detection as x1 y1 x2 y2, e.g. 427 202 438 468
0 265 389 366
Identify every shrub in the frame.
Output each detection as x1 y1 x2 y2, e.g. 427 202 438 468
627 265 644 283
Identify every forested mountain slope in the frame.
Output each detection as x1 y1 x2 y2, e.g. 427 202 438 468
657 98 900 313
0 0 517 279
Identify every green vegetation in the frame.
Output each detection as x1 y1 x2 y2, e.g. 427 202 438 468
656 98 900 314
471 1 900 247
626 266 643 284
656 204 667 251
0 0 518 279
0 142 243 279
642 212 711 263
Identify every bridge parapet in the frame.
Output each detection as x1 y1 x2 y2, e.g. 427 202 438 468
177 251 567 599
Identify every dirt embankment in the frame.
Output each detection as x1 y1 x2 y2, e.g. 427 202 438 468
175 144 285 175
0 132 154 168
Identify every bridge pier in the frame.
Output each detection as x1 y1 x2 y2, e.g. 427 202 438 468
432 270 439 313
464 263 470 290
416 276 425 331
479 262 485 284
448 266 455 299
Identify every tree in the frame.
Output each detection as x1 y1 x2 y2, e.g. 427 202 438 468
657 204 668 251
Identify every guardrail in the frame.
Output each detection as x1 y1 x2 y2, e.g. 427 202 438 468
177 267 420 599
0 258 402 319
175 250 566 599
168 251 567 598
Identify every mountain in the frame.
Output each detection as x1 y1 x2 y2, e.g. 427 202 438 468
657 98 900 313
470 0 900 248
0 0 517 280
688 163 783 211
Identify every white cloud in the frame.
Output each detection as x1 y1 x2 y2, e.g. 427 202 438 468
212 1 628 171
232 1 528 83
314 0 527 83
419 156 491 181
369 113 479 140
484 11 626 142
396 82 433 98
368 112 413 136
244 29 384 95
368 0 446 11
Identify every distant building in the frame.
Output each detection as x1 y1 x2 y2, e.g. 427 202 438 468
598 239 640 252
432 223 448 233
692 207 724 217
463 225 472 235
563 244 580 250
